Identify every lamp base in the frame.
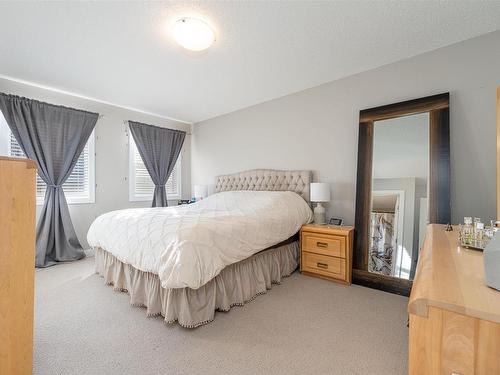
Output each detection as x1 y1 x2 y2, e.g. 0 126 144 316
313 203 326 224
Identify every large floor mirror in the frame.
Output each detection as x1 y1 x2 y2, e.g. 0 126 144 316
354 93 450 296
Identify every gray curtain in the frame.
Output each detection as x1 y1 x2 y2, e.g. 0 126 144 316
0 93 98 267
129 121 186 207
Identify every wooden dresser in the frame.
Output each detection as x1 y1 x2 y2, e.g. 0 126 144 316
300 224 354 284
409 224 500 375
0 157 37 375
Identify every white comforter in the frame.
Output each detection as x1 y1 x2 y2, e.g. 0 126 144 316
87 191 312 290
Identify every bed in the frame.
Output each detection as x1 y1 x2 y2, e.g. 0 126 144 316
88 169 312 328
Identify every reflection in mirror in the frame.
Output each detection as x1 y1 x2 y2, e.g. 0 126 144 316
369 112 429 281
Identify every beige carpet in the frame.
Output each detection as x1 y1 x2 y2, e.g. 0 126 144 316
34 257 408 375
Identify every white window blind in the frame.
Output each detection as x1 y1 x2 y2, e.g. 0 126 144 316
7 132 46 197
129 136 181 201
1 111 95 204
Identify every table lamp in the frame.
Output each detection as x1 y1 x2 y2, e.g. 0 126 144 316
310 183 330 224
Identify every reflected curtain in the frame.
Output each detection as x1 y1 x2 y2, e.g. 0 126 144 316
369 212 395 276
128 121 185 207
0 93 98 267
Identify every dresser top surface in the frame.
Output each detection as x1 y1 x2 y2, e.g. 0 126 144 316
409 224 500 323
301 223 354 235
0 156 37 169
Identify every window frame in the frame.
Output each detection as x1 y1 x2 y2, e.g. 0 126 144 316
128 136 182 202
0 113 96 205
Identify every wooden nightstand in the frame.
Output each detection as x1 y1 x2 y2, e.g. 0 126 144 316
300 224 354 284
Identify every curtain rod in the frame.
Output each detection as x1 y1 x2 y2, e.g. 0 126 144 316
121 120 191 135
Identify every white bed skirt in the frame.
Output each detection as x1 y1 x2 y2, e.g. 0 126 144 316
94 241 299 328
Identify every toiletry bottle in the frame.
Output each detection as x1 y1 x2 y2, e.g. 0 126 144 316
464 217 473 244
476 222 484 242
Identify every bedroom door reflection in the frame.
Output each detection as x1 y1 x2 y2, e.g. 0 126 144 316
369 112 429 281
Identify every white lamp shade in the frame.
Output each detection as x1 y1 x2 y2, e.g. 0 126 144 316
194 185 208 199
310 183 330 202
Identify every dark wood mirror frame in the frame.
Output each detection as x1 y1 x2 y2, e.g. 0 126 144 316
353 93 450 296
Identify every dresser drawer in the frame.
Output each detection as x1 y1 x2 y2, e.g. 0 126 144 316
302 232 346 258
302 251 346 280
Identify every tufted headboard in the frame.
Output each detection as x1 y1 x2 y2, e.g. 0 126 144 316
215 169 312 203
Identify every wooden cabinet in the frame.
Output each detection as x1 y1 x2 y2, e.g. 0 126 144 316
0 157 37 375
300 224 354 284
409 224 500 375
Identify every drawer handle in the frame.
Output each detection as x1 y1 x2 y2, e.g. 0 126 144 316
317 262 328 269
317 241 328 248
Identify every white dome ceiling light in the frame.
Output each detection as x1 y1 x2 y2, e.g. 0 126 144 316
173 17 215 52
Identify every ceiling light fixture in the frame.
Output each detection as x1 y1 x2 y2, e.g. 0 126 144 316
173 17 215 52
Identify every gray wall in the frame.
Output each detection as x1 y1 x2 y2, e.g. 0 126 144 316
0 78 192 248
192 30 500 225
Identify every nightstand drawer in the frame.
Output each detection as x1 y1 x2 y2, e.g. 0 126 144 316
302 252 346 280
302 233 346 258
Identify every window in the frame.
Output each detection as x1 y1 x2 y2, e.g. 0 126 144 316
129 136 181 201
0 111 95 204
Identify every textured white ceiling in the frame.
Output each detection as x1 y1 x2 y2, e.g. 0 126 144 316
1 1 500 123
